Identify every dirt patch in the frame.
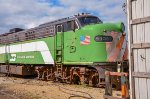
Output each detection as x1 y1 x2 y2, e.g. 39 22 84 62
0 75 121 99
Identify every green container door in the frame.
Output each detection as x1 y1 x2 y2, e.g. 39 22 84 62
55 25 64 64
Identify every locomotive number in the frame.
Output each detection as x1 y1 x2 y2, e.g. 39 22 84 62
95 36 113 42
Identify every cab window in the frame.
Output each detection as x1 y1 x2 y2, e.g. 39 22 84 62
78 16 102 26
57 25 62 32
63 20 78 32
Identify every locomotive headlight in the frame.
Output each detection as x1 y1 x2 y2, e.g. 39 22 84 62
121 23 125 32
116 22 125 32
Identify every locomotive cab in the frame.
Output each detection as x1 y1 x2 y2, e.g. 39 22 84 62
63 14 127 65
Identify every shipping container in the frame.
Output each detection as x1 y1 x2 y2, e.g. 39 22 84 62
127 0 150 99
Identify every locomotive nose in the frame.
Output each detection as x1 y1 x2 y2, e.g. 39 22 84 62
104 31 127 62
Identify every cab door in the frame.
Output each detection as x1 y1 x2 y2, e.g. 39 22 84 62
63 20 78 64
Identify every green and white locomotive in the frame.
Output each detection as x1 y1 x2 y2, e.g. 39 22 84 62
0 13 128 86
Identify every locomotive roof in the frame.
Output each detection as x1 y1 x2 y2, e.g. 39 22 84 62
39 14 95 27
0 14 95 37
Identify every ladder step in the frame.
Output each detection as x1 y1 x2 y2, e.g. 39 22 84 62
56 52 61 54
56 47 62 50
56 64 63 75
56 54 62 56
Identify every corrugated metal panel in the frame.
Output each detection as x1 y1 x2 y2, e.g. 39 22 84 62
127 0 150 99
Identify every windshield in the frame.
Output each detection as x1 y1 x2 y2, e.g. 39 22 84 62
78 16 102 26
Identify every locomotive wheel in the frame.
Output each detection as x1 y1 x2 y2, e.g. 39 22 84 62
42 71 47 81
88 70 100 87
91 75 99 87
72 74 81 85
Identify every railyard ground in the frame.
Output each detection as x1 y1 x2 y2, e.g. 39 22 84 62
0 73 121 99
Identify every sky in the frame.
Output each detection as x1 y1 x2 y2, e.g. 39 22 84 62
0 0 127 34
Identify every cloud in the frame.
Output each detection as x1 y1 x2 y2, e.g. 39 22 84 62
59 0 126 22
0 0 56 33
0 0 126 34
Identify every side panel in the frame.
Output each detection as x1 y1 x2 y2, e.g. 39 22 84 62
63 25 110 65
63 24 125 65
0 37 55 64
